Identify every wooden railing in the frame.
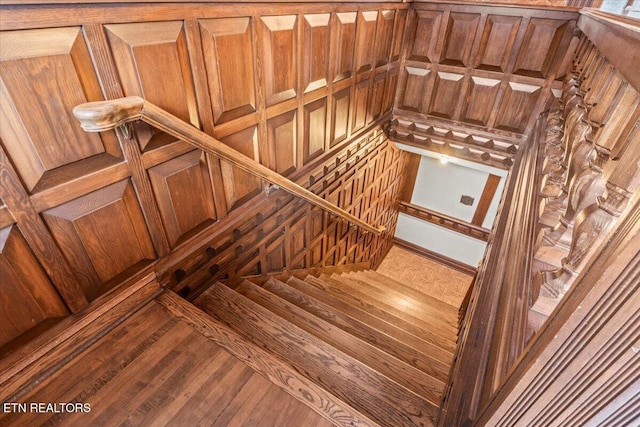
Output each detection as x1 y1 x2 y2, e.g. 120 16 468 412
398 201 491 241
73 96 385 236
440 10 640 426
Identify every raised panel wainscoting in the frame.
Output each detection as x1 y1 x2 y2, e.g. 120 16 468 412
1 2 638 427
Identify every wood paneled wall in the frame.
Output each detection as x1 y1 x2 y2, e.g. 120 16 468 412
395 3 578 141
160 127 406 298
0 2 408 347
440 10 640 426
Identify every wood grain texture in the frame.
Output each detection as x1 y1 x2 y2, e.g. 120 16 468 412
311 274 457 353
442 14 640 424
1 0 403 352
42 179 156 300
158 291 376 427
197 282 438 426
264 277 453 379
261 15 298 106
0 273 160 403
199 17 257 125
0 27 116 192
1 293 334 427
237 279 445 404
0 225 68 348
396 4 578 140
0 146 88 313
148 150 217 247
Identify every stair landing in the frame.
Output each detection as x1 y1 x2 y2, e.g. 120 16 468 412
376 246 474 307
0 299 331 427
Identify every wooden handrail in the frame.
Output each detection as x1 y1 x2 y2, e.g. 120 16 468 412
398 201 491 241
73 96 384 235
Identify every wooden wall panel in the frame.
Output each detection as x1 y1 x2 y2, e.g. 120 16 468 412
398 67 431 112
0 225 68 348
369 71 387 123
374 10 395 68
148 150 216 247
440 12 481 67
302 14 330 93
494 82 542 133
0 2 409 347
260 15 297 106
462 76 501 126
382 67 399 114
512 18 568 78
105 21 199 150
390 9 407 63
42 180 155 300
332 12 357 83
428 71 465 119
394 4 578 144
199 17 257 125
0 27 120 192
354 11 378 75
406 10 443 63
303 97 328 163
331 87 351 147
219 126 262 210
267 109 297 176
475 15 522 72
352 78 370 133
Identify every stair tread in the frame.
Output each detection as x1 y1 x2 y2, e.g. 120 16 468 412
162 292 380 427
236 280 445 403
266 278 452 381
354 270 459 316
306 275 456 353
285 276 455 364
316 275 457 349
197 283 438 427
339 273 458 335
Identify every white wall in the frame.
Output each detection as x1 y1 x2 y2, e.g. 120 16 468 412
396 213 487 267
394 143 507 267
411 156 489 223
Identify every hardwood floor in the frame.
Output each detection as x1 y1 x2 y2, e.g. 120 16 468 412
1 262 464 427
0 300 332 427
194 270 461 427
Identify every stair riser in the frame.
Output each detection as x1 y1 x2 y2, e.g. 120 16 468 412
237 281 445 403
199 285 437 427
266 279 452 382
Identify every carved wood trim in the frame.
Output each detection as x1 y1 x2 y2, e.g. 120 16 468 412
578 10 640 94
399 201 491 242
73 97 385 236
389 117 517 169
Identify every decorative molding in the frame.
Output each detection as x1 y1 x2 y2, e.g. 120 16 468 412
398 202 491 242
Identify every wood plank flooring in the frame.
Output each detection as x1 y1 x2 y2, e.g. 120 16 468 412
1 263 464 427
194 270 460 427
0 300 332 427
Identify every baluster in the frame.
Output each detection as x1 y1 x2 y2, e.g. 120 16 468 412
538 110 592 228
540 141 607 250
531 123 640 316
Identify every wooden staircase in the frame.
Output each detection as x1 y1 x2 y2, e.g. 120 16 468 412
193 270 459 427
